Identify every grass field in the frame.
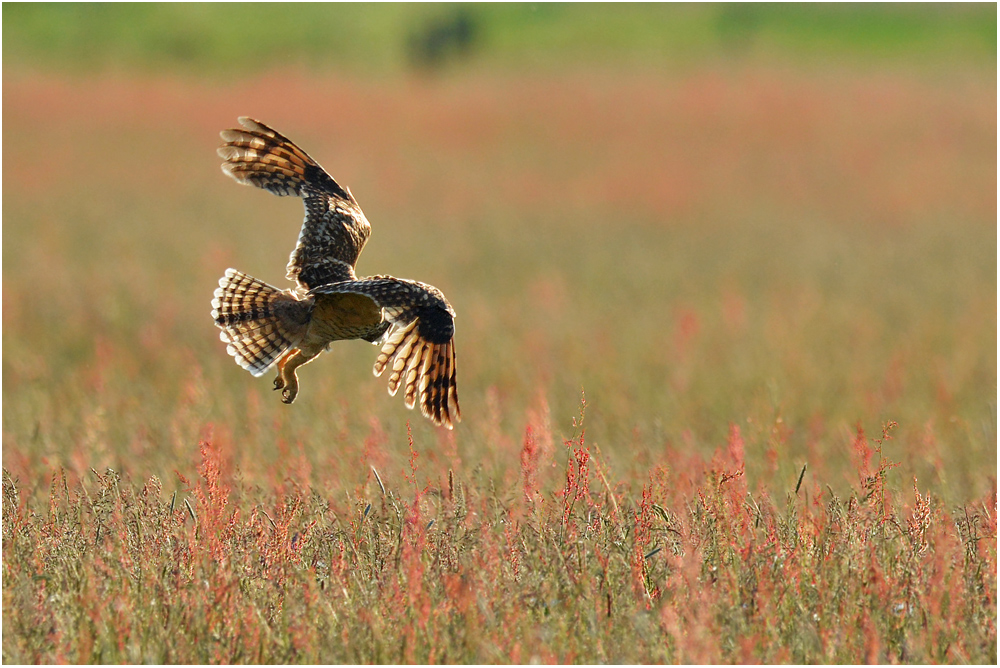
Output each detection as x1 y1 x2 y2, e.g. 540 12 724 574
3 4 997 663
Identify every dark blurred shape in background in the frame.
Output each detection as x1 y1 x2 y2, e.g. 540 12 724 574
716 2 762 54
407 6 478 71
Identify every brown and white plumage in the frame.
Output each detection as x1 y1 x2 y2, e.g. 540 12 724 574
212 117 461 429
211 269 310 376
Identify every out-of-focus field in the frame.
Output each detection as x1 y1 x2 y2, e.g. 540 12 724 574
3 4 997 663
4 66 995 497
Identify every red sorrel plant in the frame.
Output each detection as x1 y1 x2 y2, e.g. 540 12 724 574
851 421 900 535
179 435 237 563
560 436 591 536
520 424 540 504
631 483 655 607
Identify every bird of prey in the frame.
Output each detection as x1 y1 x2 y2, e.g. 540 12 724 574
211 117 460 429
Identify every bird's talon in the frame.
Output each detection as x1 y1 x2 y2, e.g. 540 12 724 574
273 376 285 391
281 387 296 404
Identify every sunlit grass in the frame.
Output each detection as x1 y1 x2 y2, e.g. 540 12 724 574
3 417 995 662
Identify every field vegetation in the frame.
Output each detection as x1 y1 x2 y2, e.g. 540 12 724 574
3 4 996 663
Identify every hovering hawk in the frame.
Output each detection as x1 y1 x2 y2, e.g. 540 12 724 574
211 117 460 429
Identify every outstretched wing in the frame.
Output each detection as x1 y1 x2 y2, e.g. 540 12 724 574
312 277 461 429
217 117 371 289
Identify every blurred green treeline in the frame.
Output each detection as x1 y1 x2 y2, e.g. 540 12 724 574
3 2 996 76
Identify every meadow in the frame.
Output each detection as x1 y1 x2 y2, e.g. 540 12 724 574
3 4 997 663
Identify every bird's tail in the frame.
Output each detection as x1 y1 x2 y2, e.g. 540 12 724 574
211 269 311 377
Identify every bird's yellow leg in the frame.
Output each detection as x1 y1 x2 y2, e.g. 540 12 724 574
274 348 318 404
273 349 296 391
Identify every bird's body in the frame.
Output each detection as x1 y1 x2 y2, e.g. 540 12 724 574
211 117 461 428
308 291 386 343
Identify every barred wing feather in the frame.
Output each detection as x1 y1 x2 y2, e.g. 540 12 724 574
217 117 369 289
312 277 461 429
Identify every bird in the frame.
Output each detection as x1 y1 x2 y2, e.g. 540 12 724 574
210 117 461 429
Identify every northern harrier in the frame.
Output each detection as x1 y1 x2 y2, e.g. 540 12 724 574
211 118 460 429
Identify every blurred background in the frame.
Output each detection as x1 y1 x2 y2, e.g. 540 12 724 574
3 3 996 504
